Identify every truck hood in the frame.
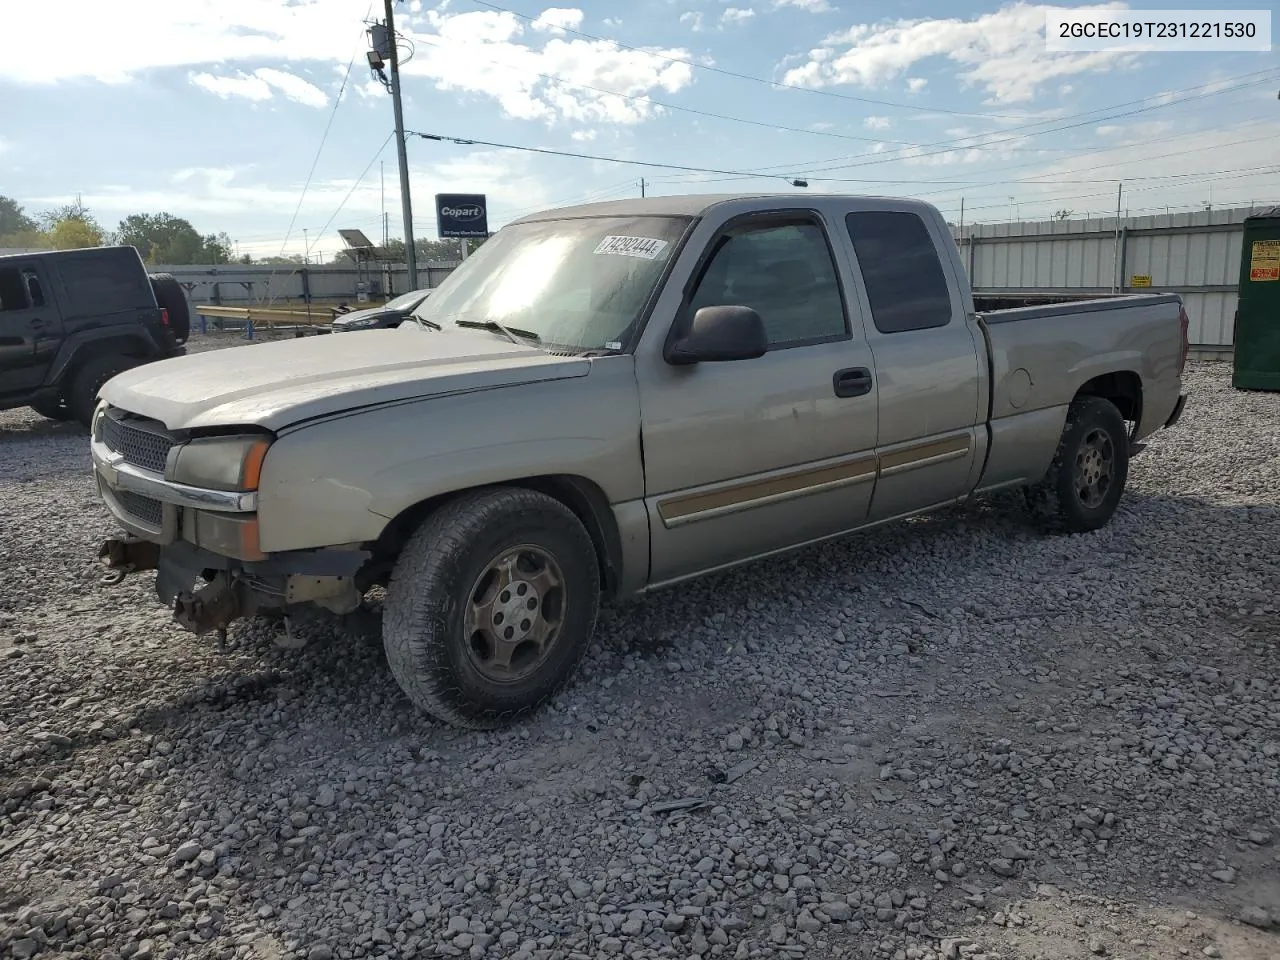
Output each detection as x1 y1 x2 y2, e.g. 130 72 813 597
99 327 590 431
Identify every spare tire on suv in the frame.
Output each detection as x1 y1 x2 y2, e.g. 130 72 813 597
149 273 191 344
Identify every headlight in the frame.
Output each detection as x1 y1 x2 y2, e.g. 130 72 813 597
168 436 270 491
91 401 108 441
336 315 381 330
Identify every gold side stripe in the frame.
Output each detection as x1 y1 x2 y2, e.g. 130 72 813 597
656 434 973 528
877 434 972 471
658 458 877 525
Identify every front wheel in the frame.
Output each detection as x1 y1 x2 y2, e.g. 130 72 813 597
1026 396 1130 533
29 396 73 421
383 488 601 728
67 354 140 428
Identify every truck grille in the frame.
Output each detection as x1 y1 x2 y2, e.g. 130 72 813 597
114 490 164 528
102 408 176 475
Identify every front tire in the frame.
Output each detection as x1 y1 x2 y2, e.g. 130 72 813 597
67 354 139 428
1027 396 1130 533
383 488 601 729
29 396 73 421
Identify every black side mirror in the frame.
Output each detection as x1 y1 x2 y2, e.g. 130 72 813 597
666 305 768 365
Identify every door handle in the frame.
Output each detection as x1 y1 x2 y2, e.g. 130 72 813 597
833 366 873 398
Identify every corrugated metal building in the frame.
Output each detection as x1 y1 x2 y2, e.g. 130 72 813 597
952 204 1276 357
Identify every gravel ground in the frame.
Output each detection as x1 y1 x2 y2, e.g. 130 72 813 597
1 350 1278 960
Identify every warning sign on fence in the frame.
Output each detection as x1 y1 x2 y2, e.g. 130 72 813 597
1130 275 1152 287
1250 240 1280 282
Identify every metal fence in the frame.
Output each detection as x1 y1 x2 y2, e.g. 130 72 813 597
952 204 1275 357
151 261 462 307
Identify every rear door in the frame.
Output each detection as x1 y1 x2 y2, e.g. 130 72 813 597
635 208 880 586
0 260 61 394
841 207 984 521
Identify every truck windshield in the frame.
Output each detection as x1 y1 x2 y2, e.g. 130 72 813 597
413 215 690 351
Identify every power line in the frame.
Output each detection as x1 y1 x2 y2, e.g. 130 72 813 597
466 0 1036 120
274 4 374 264
655 70 1279 184
408 130 812 184
407 128 1280 193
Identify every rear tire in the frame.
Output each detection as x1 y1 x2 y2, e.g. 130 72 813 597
67 354 139 428
1026 396 1129 533
29 396 73 421
383 488 601 729
149 273 191 344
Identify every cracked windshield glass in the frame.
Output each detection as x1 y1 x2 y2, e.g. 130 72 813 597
412 215 690 351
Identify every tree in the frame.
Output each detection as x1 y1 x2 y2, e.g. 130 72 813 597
47 217 104 249
1054 209 1074 221
0 196 37 236
115 213 233 264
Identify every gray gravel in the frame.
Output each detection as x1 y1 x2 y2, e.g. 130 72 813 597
2 355 1278 960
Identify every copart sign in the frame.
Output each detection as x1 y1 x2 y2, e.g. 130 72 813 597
435 194 489 239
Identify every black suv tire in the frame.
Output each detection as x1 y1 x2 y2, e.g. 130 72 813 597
149 273 191 344
29 396 74 421
68 354 140 428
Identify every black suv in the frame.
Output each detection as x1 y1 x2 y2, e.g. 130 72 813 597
0 246 189 427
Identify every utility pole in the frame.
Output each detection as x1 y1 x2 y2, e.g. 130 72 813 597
1111 181 1123 294
303 228 309 264
383 0 417 288
640 178 646 198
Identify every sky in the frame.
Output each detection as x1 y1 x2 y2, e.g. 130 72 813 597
1 0 1277 261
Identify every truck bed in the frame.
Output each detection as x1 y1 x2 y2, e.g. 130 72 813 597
971 292 1187 494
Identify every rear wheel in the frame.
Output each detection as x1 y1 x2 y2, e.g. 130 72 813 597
383 488 601 728
29 396 73 421
67 354 139 428
149 273 191 344
1026 396 1130 533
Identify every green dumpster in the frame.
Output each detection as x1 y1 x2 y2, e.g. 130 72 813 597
1232 206 1280 391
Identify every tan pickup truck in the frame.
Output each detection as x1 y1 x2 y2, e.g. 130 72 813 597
91 194 1189 728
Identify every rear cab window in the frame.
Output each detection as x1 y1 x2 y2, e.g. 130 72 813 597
845 211 952 334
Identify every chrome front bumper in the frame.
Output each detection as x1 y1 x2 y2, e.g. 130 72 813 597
91 437 256 542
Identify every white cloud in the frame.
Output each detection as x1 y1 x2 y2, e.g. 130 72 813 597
863 115 891 129
681 12 705 32
1095 124 1122 136
405 10 694 125
189 67 327 107
722 8 756 26
190 71 274 102
782 3 1133 103
775 0 832 11
906 77 928 93
531 8 584 34
1 3 691 127
571 129 598 141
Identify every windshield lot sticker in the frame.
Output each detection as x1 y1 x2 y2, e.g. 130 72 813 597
594 236 670 260
1250 240 1279 282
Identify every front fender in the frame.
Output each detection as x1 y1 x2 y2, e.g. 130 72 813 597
254 358 644 554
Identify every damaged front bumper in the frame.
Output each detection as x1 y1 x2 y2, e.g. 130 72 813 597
98 536 370 637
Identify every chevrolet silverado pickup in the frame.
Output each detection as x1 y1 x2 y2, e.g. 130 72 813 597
90 194 1190 728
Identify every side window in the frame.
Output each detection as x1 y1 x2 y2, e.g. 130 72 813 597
688 220 847 347
845 211 952 334
0 267 31 312
22 269 45 307
55 255 149 317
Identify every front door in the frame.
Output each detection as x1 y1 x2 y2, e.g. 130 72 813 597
0 261 58 395
636 212 880 586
